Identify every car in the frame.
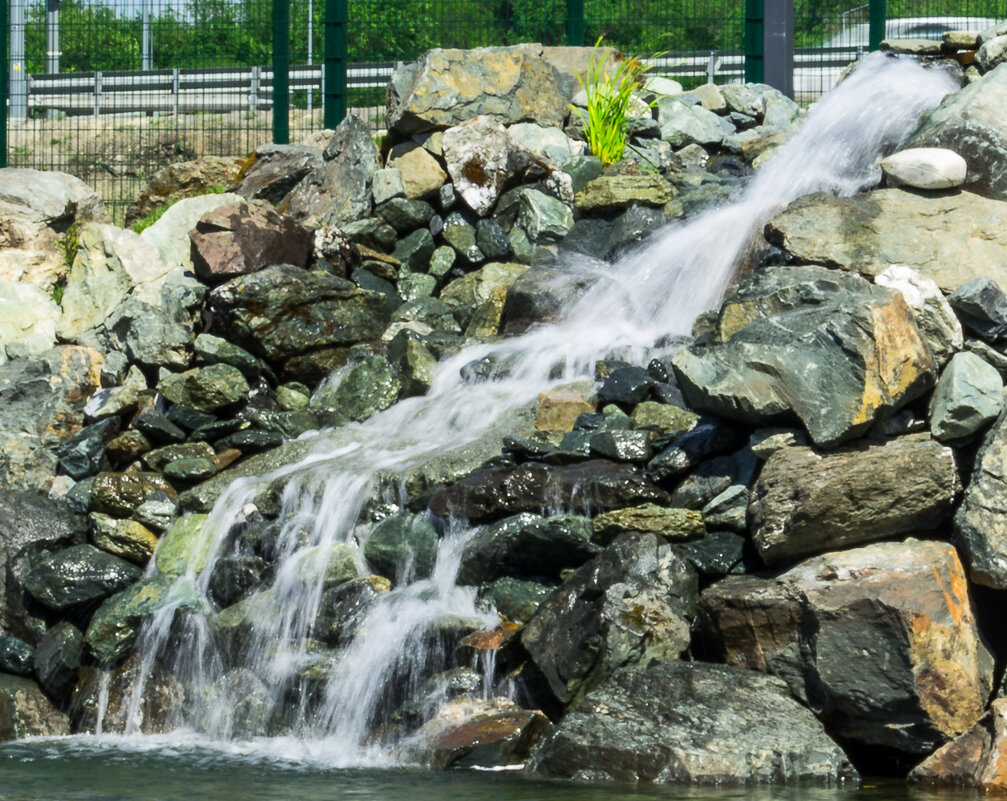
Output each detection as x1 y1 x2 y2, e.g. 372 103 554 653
793 16 1003 98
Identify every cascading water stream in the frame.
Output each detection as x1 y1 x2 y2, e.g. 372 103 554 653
109 54 957 764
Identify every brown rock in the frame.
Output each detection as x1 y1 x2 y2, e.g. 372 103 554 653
0 675 70 739
910 698 1007 790
750 436 960 566
189 200 312 284
697 538 994 753
535 391 595 432
386 142 447 199
125 156 244 228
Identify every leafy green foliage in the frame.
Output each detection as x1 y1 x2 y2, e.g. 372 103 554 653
573 40 660 167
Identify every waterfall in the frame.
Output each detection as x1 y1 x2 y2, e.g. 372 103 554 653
109 53 957 763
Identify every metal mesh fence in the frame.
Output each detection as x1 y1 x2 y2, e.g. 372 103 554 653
3 0 1006 222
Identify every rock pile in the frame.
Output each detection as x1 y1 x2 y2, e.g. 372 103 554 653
2 34 1007 789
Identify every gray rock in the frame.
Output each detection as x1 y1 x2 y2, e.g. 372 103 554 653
530 661 857 785
388 46 570 136
907 64 1007 200
441 117 517 217
320 355 400 422
656 97 726 146
391 228 436 271
483 576 556 623
978 34 1007 72
23 544 142 612
766 189 1007 293
521 532 696 706
375 197 435 234
517 189 574 243
194 334 272 381
750 436 960 566
231 143 322 205
439 262 528 329
284 115 380 227
930 351 1004 441
949 277 1007 342
0 280 60 360
209 264 388 365
0 346 104 494
672 265 936 448
0 674 70 739
56 417 119 480
441 213 483 265
0 168 108 291
0 636 34 678
697 539 994 754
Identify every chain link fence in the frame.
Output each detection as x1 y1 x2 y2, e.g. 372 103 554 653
2 0 1004 222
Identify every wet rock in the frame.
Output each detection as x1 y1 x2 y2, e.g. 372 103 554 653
231 144 322 205
750 436 959 566
324 355 400 422
430 460 670 523
284 115 380 227
388 46 570 136
881 147 967 190
71 651 183 733
458 513 598 585
766 189 1007 292
529 661 857 785
23 544 141 612
85 575 209 664
376 197 435 234
0 674 70 739
906 63 1007 200
930 351 1004 441
589 430 654 462
954 409 1007 589
439 262 528 329
948 277 1007 342
91 472 177 518
910 698 1007 791
56 417 119 481
629 401 698 436
363 514 438 583
208 555 268 608
500 264 592 334
697 539 994 753
646 420 744 482
415 697 552 770
209 264 387 364
189 201 312 284
133 411 186 445
155 513 212 576
521 532 697 706
591 503 704 546
674 529 748 579
314 575 390 648
0 636 34 678
388 332 437 398
672 265 936 448
483 577 556 623
597 366 653 405
33 622 82 701
89 513 159 566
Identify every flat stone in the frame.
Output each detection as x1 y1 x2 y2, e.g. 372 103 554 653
574 174 676 213
89 513 160 566
23 544 141 612
592 503 704 546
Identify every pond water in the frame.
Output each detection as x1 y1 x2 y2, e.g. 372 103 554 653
0 737 978 801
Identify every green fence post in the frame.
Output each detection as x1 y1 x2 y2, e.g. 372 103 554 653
323 0 347 129
1 0 8 168
745 0 764 83
567 0 585 46
273 0 290 145
869 0 886 51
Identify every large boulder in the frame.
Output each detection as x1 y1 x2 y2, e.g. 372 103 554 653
387 46 571 136
428 460 671 523
0 493 86 642
520 531 697 706
0 345 103 494
765 189 1007 293
954 408 1007 589
749 435 960 566
139 192 245 273
697 539 994 754
905 63 1007 200
672 265 936 448
283 115 380 227
124 156 244 228
529 661 857 785
57 222 169 340
208 264 388 365
189 200 313 283
0 279 60 360
22 544 141 612
0 168 108 290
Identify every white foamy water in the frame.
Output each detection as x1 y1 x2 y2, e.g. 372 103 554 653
105 54 956 765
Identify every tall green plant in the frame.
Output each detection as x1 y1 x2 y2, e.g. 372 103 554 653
572 40 658 167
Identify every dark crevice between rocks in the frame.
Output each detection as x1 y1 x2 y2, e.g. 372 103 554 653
969 584 1007 701
839 740 926 779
